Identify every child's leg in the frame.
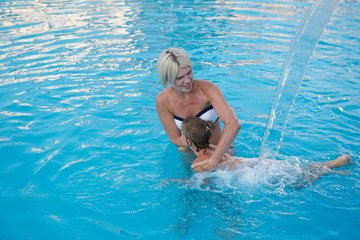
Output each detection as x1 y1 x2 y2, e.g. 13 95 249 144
305 154 353 173
296 155 353 189
324 154 353 169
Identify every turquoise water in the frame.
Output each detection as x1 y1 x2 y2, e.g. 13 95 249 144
1 0 359 239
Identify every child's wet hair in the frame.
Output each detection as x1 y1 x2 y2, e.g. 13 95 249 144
182 116 216 152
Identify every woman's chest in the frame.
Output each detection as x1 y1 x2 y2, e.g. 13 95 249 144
169 94 210 117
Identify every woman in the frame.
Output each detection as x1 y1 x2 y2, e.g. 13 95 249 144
155 48 241 171
181 116 353 187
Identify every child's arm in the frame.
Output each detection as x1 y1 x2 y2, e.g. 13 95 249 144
161 178 187 185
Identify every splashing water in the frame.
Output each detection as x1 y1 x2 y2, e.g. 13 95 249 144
187 156 308 193
259 0 341 160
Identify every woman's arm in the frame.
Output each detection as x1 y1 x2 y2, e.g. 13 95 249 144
192 81 241 171
155 92 185 147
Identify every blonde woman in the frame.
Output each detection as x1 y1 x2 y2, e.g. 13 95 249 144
156 48 241 171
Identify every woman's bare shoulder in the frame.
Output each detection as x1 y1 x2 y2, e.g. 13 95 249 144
195 79 218 92
196 79 216 86
156 87 170 103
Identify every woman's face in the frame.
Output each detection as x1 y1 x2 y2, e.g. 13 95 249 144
172 67 193 93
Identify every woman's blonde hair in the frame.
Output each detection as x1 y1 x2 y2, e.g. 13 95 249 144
182 117 215 152
156 48 192 87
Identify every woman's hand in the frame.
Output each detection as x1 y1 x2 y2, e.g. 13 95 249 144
191 155 219 172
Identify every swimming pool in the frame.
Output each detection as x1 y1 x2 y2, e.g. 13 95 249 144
1 0 359 239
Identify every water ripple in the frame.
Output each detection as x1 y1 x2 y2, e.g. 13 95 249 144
0 0 359 239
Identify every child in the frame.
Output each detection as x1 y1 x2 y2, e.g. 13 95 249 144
181 116 353 186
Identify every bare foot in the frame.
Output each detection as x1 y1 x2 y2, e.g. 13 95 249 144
326 154 353 169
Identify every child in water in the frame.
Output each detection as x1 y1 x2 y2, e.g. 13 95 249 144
180 116 353 187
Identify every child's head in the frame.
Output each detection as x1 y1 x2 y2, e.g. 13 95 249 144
181 116 216 152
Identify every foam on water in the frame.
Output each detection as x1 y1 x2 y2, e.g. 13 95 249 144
187 156 308 193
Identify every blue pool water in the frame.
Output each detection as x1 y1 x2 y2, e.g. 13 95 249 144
1 0 359 239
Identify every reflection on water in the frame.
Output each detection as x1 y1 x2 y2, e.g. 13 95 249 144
0 0 143 87
0 0 359 239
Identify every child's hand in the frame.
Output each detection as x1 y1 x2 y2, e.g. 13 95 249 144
178 146 191 152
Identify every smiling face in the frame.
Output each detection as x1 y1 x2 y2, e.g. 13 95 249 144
156 48 192 88
172 67 193 93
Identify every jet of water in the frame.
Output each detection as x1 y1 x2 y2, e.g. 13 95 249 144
259 0 341 160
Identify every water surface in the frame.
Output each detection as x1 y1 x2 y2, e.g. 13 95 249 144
1 0 359 239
